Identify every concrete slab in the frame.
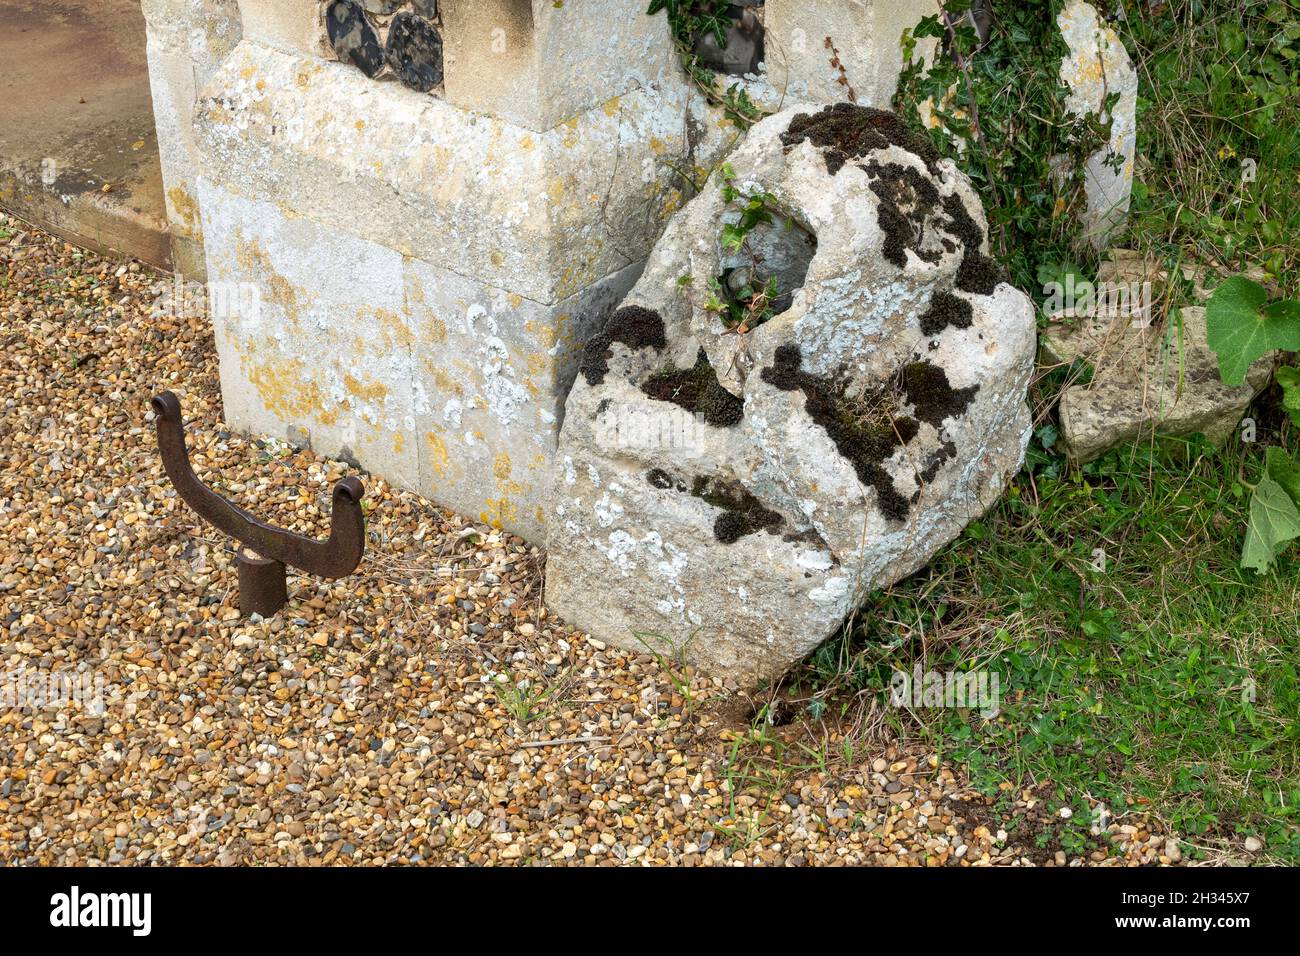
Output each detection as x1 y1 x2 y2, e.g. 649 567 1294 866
0 0 171 269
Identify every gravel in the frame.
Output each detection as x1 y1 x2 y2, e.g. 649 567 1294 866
0 215 1179 866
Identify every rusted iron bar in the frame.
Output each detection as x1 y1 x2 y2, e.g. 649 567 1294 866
151 390 366 616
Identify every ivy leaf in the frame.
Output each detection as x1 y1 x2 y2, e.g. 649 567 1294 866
1265 446 1300 504
1276 366 1300 427
1205 277 1300 386
1241 473 1300 573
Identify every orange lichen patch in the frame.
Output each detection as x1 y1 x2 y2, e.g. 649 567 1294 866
602 96 621 118
493 452 512 481
425 430 450 477
508 294 524 310
393 431 405 455
421 362 464 396
167 187 200 236
649 136 667 155
234 235 303 325
535 505 546 525
519 134 535 151
480 497 518 529
524 319 557 349
360 306 414 350
246 357 337 425
343 373 389 403
561 118 580 149
490 250 505 267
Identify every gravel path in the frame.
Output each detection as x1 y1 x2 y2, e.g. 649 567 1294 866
0 215 1178 866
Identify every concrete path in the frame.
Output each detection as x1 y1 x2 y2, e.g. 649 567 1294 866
0 0 171 269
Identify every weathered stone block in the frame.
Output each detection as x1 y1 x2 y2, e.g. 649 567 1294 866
1041 255 1274 462
142 0 242 277
545 105 1036 684
1057 1 1137 249
440 0 677 131
192 12 732 540
764 0 940 109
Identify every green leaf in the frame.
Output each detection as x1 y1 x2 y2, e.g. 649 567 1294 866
1241 473 1300 573
1276 366 1300 426
1265 446 1300 504
1205 277 1300 386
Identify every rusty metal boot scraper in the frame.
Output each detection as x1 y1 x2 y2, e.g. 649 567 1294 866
152 391 366 617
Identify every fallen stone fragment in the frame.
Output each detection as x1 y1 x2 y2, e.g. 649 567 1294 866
1043 306 1273 462
546 104 1036 685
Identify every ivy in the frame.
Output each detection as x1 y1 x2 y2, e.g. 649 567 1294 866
892 0 1116 294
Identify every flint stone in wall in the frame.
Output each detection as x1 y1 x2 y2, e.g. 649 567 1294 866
545 104 1037 685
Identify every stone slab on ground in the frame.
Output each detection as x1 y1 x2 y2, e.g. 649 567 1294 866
0 0 171 270
1042 253 1275 462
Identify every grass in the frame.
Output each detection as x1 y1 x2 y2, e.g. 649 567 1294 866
772 432 1300 862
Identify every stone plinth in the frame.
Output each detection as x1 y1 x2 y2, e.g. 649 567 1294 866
142 0 243 278
193 0 733 540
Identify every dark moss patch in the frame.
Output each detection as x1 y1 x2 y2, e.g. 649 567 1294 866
580 306 666 387
940 193 1006 295
902 361 979 427
780 103 940 175
919 440 957 484
646 467 690 494
919 290 974 336
690 476 783 544
861 160 944 267
760 343 918 522
641 349 744 428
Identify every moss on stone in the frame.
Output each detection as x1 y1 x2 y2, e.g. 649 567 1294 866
901 360 980 427
760 343 919 522
780 103 940 175
919 290 974 336
689 476 783 544
580 305 666 387
641 348 744 427
940 193 1006 295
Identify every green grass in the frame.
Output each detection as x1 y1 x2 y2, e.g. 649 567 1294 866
791 433 1299 862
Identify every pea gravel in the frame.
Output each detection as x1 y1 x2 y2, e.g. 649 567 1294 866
0 215 1181 866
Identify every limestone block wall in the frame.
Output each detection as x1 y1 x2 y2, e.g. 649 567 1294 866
193 0 735 541
141 0 243 278
764 0 941 109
